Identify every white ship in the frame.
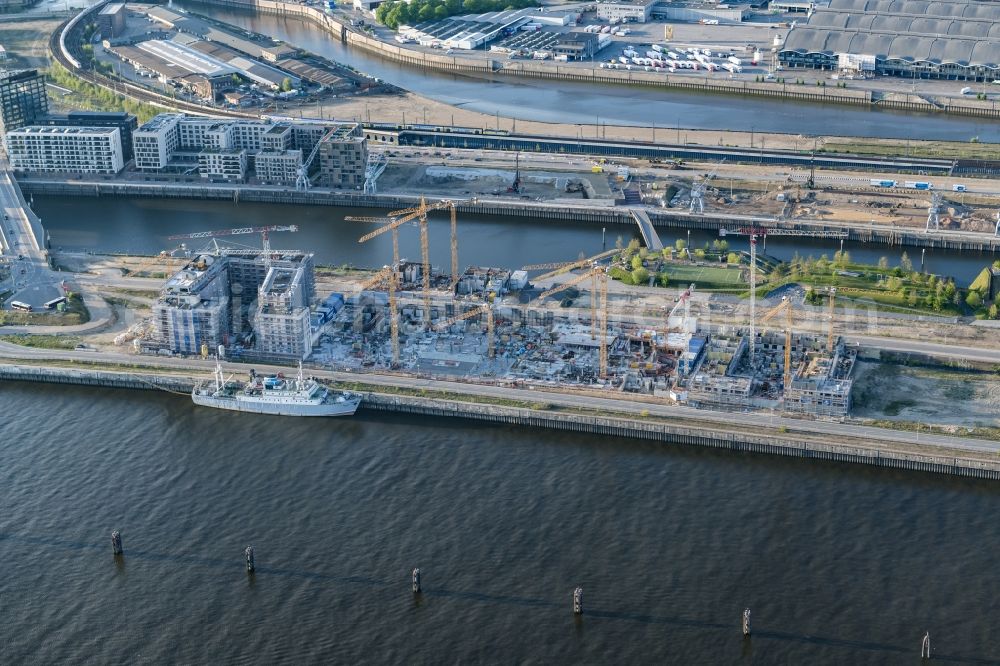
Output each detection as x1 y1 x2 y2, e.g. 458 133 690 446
193 361 361 417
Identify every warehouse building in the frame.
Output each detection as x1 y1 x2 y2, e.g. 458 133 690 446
5 126 125 174
97 3 127 39
596 0 655 24
779 0 1000 81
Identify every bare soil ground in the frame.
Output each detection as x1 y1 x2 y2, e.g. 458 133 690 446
852 360 1000 428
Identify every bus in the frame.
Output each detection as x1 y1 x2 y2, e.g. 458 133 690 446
44 296 67 310
10 300 32 312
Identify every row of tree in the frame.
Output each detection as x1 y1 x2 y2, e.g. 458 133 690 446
376 0 538 30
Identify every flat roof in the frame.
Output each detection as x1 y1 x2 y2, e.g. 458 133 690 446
8 125 120 136
136 39 235 77
782 0 1000 67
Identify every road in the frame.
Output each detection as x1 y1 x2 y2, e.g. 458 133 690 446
0 339 996 457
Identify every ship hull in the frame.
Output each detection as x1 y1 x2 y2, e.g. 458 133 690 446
192 392 361 416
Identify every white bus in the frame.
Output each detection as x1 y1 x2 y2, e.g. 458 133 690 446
10 300 32 312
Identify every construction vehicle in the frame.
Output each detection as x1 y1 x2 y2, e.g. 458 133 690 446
357 265 400 366
760 296 794 394
434 303 495 358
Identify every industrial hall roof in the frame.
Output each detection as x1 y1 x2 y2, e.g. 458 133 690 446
781 0 1000 67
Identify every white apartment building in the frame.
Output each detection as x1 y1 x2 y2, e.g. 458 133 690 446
133 113 181 169
255 150 302 185
198 149 247 181
4 125 124 174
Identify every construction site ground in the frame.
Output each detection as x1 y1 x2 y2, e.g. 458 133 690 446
852 360 1000 431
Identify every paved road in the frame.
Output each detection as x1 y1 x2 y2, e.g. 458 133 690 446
0 340 995 456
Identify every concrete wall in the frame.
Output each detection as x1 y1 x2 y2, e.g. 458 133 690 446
2 362 999 480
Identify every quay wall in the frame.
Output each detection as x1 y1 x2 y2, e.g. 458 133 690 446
2 363 998 481
191 0 1000 119
20 179 1000 252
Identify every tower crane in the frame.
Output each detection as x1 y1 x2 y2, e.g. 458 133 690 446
434 303 495 358
357 265 400 366
295 128 336 191
760 296 794 394
720 225 847 364
827 286 837 353
167 225 298 270
363 152 388 195
348 197 475 310
534 265 609 378
926 192 942 233
521 248 618 278
689 162 723 214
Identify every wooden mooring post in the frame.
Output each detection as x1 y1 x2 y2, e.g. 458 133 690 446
412 568 421 593
111 530 123 556
572 587 583 615
245 545 255 574
921 631 931 659
742 608 751 637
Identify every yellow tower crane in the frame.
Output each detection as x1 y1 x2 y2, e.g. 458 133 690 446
434 303 495 358
760 296 794 393
349 197 474 320
522 248 619 277
357 265 400 366
534 266 609 378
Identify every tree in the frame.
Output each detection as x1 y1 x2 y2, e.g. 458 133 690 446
694 248 706 259
632 267 650 285
631 255 644 271
638 247 649 260
900 251 913 273
990 304 1000 320
418 4 435 20
878 256 890 270
661 248 672 261
675 239 687 251
907 291 918 308
615 235 624 250
657 273 670 287
280 77 293 92
434 4 448 18
727 252 740 264
966 290 983 309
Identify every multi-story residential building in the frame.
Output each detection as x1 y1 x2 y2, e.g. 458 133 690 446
4 126 125 174
0 69 48 134
316 124 367 189
133 113 366 185
152 254 230 355
39 111 138 161
151 250 316 357
133 113 181 169
198 149 247 181
254 264 312 359
255 150 302 185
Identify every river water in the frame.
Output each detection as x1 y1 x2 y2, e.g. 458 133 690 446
2 381 999 663
35 195 997 284
173 1 1000 142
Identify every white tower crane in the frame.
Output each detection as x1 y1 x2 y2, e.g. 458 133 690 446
167 225 298 270
363 152 388 194
925 192 942 233
689 162 723 214
295 128 337 191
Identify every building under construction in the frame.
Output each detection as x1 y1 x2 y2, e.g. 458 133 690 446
148 248 317 360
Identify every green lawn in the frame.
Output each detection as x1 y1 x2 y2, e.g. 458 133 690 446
663 263 744 286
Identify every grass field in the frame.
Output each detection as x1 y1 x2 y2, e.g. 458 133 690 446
663 263 744 286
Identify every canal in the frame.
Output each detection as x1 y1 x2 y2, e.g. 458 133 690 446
35 196 996 284
174 1 1000 142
